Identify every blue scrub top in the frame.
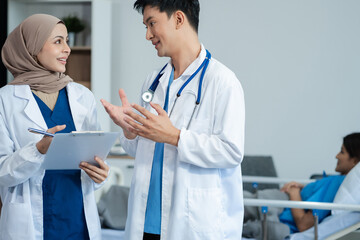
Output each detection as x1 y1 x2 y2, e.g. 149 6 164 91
144 68 174 235
33 88 89 240
279 175 345 233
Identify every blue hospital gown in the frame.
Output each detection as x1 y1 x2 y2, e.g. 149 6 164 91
279 175 345 233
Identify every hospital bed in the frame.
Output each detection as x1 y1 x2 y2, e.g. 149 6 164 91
100 157 360 240
242 175 360 240
100 205 360 240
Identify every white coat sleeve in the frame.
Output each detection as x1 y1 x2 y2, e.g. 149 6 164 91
86 91 101 131
80 89 109 190
119 133 139 158
0 113 44 188
177 72 245 169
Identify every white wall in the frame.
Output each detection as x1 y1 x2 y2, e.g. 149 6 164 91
202 0 360 179
106 0 360 179
109 1 164 104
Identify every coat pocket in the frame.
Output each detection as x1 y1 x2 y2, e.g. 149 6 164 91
182 117 211 134
1 202 32 239
188 188 224 238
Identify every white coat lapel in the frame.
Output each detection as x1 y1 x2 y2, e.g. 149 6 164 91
66 83 88 131
152 63 172 114
15 85 47 129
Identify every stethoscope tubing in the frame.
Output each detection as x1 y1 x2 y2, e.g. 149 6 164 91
144 50 211 129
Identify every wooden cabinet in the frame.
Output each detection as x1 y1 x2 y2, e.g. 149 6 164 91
66 46 91 89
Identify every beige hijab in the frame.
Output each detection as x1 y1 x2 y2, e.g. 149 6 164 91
1 14 73 93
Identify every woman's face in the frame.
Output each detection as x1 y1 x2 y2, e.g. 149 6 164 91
335 144 357 175
37 24 70 73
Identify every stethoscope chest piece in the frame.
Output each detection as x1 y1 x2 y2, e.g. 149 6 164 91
142 90 154 103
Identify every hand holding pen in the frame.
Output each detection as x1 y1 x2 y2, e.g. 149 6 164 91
30 125 66 154
28 127 55 137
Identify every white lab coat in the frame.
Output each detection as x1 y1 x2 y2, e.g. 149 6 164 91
121 45 245 240
0 82 102 240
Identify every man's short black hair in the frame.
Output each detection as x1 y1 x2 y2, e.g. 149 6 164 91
134 0 200 33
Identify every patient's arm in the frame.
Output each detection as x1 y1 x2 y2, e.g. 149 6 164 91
280 181 305 192
286 186 315 232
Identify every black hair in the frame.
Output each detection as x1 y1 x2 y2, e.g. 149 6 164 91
343 133 360 162
134 0 200 33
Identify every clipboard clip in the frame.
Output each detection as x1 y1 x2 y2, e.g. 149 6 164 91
71 131 105 136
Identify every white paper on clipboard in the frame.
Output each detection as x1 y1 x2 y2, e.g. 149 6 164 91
43 132 119 170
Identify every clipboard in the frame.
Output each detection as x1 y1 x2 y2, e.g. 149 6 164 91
43 132 119 170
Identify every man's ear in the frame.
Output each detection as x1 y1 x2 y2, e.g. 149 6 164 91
174 10 185 29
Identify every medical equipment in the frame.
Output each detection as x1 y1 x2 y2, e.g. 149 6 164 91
142 50 211 129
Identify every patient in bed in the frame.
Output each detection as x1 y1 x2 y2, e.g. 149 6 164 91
243 132 360 239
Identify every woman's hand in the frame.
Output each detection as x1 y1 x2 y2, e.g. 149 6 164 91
286 185 302 197
280 181 304 193
36 125 66 154
79 156 109 183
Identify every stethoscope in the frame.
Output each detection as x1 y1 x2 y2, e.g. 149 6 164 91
142 50 211 129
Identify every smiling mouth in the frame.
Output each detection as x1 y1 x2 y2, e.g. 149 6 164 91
153 41 160 49
57 58 67 64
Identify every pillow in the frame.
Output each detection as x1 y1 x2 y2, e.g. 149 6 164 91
332 162 360 215
98 185 130 230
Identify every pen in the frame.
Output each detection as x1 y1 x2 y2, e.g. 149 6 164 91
28 127 55 137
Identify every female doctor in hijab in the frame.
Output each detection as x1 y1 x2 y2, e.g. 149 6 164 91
0 14 108 239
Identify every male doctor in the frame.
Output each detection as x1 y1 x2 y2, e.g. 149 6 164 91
101 0 245 239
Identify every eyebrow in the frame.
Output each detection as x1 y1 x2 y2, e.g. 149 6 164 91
144 16 154 25
53 36 66 40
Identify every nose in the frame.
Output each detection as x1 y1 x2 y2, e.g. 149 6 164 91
146 27 153 41
336 152 340 159
64 42 71 54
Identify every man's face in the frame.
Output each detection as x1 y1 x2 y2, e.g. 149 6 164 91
143 5 177 57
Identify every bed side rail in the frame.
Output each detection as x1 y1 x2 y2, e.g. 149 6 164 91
244 198 360 240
